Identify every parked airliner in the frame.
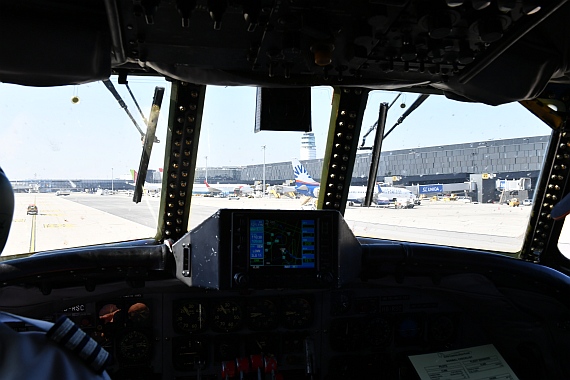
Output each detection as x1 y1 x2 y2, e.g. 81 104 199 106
203 181 253 196
292 159 417 207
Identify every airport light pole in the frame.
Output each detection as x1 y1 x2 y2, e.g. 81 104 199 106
111 168 114 193
261 145 266 197
205 156 208 183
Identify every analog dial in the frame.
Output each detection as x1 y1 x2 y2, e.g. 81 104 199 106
174 300 207 334
118 330 152 363
212 300 243 332
282 297 313 329
365 317 392 347
248 299 278 330
172 337 206 371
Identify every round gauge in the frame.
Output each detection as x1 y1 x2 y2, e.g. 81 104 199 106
99 303 121 324
128 303 150 324
212 300 243 332
365 317 392 347
248 299 278 330
429 315 455 343
118 330 152 363
172 337 206 371
398 317 420 339
174 300 207 334
215 336 240 361
282 297 313 329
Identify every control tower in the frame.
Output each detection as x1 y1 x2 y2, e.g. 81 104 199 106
300 132 316 160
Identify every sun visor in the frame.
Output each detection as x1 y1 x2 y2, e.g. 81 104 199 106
0 7 111 86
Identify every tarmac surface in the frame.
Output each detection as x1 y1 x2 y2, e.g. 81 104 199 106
3 192 570 258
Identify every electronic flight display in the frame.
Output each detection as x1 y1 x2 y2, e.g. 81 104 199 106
248 218 316 269
174 209 362 290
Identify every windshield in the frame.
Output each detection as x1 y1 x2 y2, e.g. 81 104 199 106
0 78 552 258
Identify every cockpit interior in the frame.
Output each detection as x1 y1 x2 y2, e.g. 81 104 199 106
3 1 570 379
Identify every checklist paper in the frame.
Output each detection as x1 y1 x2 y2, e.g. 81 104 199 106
409 344 520 380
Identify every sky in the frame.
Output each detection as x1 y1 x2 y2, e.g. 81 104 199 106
0 77 552 180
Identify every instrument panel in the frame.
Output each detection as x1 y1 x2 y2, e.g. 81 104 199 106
4 210 561 379
40 284 475 380
2 210 569 379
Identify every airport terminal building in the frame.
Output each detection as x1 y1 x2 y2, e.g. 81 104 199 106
12 136 549 202
198 134 548 185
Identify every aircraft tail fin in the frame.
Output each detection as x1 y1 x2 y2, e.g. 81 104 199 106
131 169 138 182
292 159 319 185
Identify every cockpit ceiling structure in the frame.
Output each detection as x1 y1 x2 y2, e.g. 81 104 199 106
2 0 570 105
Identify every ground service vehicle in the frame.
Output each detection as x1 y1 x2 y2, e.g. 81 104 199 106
4 1 570 380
